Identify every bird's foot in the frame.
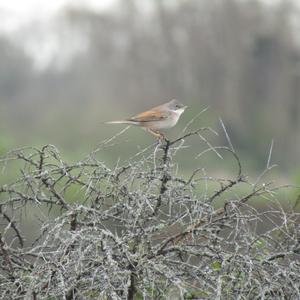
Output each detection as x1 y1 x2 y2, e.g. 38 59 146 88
147 129 167 142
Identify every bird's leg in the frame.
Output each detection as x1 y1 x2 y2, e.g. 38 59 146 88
146 128 166 140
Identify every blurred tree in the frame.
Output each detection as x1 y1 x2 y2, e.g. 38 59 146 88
0 0 300 175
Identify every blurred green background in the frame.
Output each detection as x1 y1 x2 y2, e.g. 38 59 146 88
0 0 300 184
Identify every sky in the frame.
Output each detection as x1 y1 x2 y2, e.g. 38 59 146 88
0 0 117 32
0 0 119 70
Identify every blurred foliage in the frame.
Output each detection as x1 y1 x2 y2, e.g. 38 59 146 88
0 0 299 180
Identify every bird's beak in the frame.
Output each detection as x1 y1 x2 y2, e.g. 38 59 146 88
183 106 188 110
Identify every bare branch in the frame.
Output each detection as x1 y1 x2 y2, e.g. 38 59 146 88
0 129 299 299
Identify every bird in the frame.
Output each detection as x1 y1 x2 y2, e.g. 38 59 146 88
106 99 187 139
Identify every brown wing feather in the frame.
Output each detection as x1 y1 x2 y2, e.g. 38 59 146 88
128 110 167 122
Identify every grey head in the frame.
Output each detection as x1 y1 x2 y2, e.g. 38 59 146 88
167 99 187 111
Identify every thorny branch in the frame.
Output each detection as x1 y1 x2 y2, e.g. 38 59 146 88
0 129 299 299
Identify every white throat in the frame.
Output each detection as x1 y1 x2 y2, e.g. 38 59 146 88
174 108 185 116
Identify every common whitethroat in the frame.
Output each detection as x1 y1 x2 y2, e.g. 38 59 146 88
106 99 187 139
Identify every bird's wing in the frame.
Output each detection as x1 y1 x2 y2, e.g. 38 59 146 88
128 110 168 122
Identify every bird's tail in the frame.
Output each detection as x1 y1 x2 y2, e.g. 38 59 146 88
105 120 137 125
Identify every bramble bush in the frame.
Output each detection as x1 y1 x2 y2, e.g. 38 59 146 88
0 126 300 299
